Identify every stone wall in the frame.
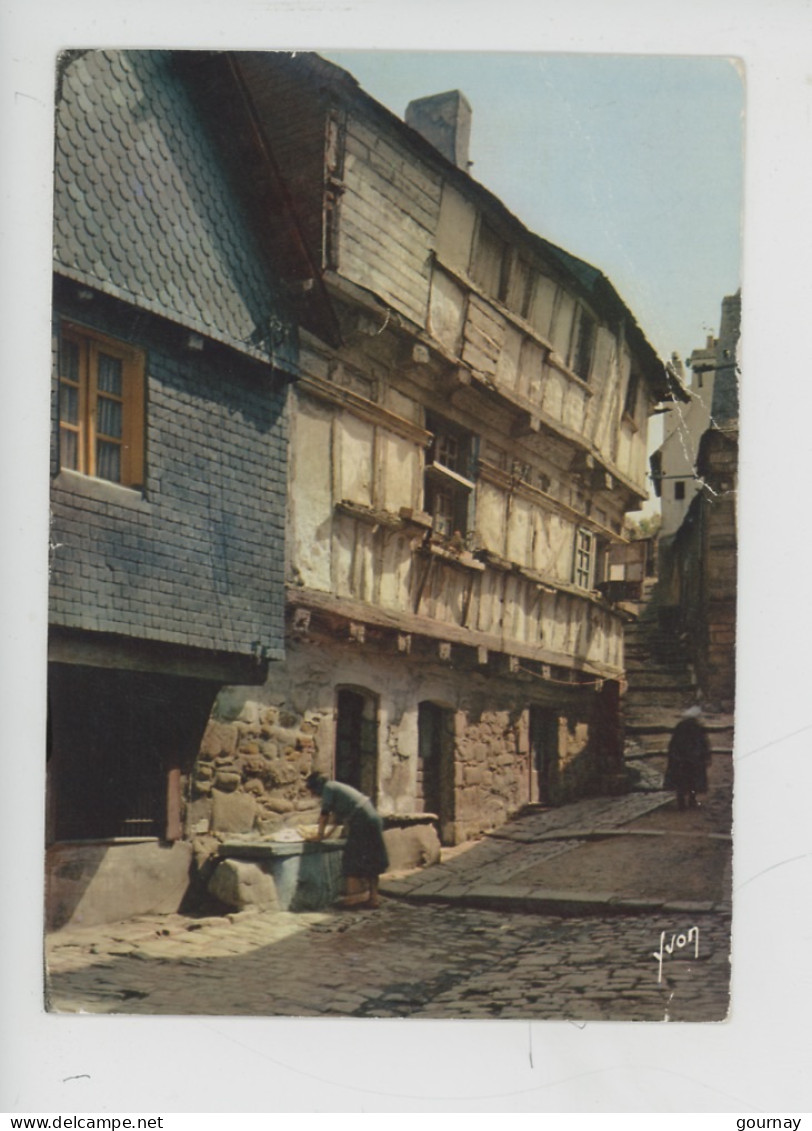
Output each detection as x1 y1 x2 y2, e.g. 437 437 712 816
187 635 612 844
186 694 326 838
452 708 528 842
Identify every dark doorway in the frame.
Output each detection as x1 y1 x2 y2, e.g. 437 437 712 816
529 706 559 805
335 688 378 800
418 701 456 843
47 663 218 842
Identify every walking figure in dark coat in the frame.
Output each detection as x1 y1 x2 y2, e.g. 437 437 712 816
664 706 711 810
306 772 389 909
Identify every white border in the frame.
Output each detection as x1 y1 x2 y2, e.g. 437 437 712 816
2 0 811 1114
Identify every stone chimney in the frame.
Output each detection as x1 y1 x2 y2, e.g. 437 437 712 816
405 90 472 170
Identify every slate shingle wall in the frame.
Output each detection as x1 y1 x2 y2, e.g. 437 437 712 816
50 303 288 659
51 48 294 662
54 49 293 367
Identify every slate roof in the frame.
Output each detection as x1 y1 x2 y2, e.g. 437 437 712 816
54 50 292 365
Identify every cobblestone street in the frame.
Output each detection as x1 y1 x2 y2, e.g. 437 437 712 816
46 899 730 1021
46 759 732 1022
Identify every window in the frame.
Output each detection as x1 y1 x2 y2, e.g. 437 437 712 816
592 536 609 588
470 219 509 301
506 256 534 317
58 324 145 488
574 527 594 589
569 307 596 382
623 370 640 419
424 413 476 539
674 480 686 501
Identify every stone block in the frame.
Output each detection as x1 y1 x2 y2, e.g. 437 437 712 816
208 859 278 911
264 795 294 814
463 764 485 786
45 840 193 930
192 835 220 871
200 719 238 758
186 796 212 832
211 788 257 833
383 824 441 871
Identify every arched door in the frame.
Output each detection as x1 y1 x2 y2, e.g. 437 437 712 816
335 687 379 800
418 701 456 843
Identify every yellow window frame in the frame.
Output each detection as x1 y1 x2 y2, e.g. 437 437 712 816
58 323 145 489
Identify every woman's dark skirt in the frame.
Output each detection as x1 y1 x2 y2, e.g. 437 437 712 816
664 751 708 793
343 804 389 878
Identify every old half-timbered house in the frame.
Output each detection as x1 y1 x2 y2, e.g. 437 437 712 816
188 52 681 848
47 50 301 927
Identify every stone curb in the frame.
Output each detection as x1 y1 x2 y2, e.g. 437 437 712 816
378 883 730 918
501 828 733 844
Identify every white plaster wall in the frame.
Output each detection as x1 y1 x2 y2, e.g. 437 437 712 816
495 323 523 395
476 480 508 555
475 569 502 635
506 495 533 568
435 182 477 272
540 365 566 420
428 268 466 354
379 531 414 610
380 431 419 513
551 291 576 357
520 338 545 404
337 412 374 505
289 400 333 591
563 383 588 433
546 512 576 581
528 275 558 339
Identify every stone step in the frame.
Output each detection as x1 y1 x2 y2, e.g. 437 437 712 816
626 744 734 758
625 719 735 737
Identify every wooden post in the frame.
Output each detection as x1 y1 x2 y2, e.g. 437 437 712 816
166 767 182 842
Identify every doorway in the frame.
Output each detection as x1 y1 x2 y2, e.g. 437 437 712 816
529 706 559 805
418 701 456 843
335 687 379 800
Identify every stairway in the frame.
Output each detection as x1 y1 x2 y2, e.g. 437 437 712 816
622 579 735 790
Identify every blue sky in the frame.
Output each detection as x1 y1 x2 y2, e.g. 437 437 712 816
323 50 744 366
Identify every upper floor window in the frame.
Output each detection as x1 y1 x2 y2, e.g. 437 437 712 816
506 256 534 318
58 325 145 489
470 220 509 302
569 307 596 382
623 370 640 420
424 413 476 540
574 527 594 589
